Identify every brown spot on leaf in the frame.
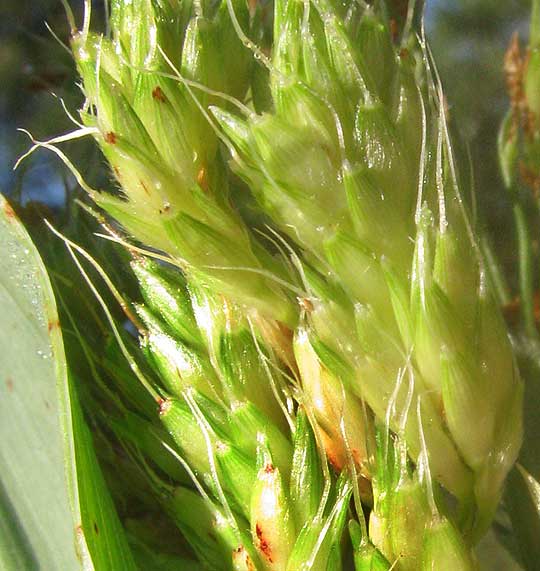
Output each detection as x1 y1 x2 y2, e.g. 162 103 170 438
93 522 99 535
197 167 208 193
255 523 273 563
159 202 171 215
152 86 167 102
264 463 275 474
104 131 117 144
48 319 60 333
4 201 16 220
44 400 51 410
140 180 151 196
6 378 13 392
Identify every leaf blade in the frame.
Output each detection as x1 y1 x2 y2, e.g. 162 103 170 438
0 195 80 570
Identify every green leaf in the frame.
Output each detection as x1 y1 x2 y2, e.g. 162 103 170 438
68 376 138 570
0 195 79 570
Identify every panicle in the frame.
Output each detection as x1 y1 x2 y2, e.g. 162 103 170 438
65 0 525 567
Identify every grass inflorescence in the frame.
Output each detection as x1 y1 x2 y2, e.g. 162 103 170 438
18 0 530 569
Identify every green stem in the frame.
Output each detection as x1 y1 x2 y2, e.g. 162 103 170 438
513 201 538 339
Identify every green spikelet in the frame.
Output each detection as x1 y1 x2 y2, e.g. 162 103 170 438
250 440 295 570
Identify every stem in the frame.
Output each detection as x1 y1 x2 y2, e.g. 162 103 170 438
513 200 538 339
